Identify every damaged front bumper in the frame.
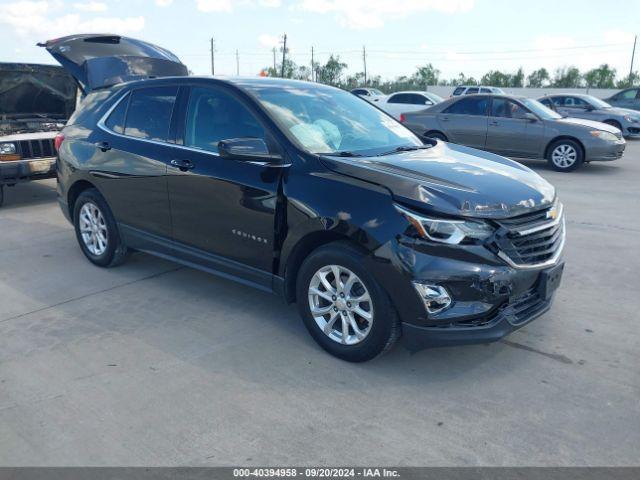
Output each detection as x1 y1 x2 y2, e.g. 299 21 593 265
0 157 56 184
369 238 565 351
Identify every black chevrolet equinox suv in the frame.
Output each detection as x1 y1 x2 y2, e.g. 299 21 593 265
45 34 565 361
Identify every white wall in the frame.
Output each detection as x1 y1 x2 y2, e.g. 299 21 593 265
424 86 620 100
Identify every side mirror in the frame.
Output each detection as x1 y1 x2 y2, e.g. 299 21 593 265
218 138 281 162
585 105 595 111
523 112 538 122
424 100 433 106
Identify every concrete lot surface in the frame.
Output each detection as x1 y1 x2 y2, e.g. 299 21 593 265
1 145 639 466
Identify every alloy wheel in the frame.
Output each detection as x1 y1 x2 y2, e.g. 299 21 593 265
79 202 108 256
551 144 578 169
307 265 374 345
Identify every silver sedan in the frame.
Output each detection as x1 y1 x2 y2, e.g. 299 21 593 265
538 93 640 138
401 94 625 172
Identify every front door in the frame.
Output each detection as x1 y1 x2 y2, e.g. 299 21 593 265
485 97 542 158
167 85 284 287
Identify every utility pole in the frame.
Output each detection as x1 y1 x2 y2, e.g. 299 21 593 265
630 35 637 85
311 46 314 82
235 49 239 76
362 45 367 86
272 47 277 73
281 34 287 78
210 37 215 75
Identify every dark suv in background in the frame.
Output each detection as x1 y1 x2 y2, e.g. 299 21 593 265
46 34 565 362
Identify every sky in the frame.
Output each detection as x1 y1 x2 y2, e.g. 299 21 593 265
1 0 639 82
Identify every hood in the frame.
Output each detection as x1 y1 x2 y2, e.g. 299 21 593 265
556 116 621 133
0 63 75 121
39 34 188 93
320 142 555 219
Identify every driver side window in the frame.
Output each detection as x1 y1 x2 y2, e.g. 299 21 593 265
185 87 265 154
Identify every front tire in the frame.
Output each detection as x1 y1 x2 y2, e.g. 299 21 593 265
603 120 622 133
296 242 400 362
73 188 128 267
547 139 584 172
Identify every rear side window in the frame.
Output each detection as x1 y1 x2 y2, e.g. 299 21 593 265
444 97 488 116
184 86 265 154
480 88 492 93
452 87 465 95
388 94 408 104
124 86 178 142
466 87 479 95
407 94 428 105
105 94 128 134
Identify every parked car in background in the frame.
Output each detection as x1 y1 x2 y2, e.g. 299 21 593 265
605 88 640 111
378 91 443 119
0 63 76 206
538 94 640 138
401 94 625 172
452 85 505 97
46 34 566 362
350 87 385 103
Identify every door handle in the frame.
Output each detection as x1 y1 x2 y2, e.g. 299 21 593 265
95 141 111 152
489 121 499 126
441 116 449 122
170 159 195 171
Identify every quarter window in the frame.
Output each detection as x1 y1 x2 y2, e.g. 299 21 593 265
124 86 178 142
444 97 488 116
105 94 128 134
185 86 265 154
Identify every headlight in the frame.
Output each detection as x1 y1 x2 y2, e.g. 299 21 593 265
590 130 619 141
395 205 494 245
624 115 639 123
0 142 16 155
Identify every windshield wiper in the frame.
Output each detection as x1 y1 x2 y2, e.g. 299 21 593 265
376 145 433 156
327 150 364 157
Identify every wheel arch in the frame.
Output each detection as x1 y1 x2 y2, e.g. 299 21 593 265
282 230 361 303
67 179 98 223
424 130 448 141
544 135 585 160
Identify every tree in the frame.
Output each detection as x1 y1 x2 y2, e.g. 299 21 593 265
412 63 440 88
616 71 640 88
583 64 617 88
480 70 512 87
512 67 525 87
527 68 550 87
315 55 348 86
551 66 582 88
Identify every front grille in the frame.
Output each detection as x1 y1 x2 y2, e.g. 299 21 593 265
492 203 565 267
17 139 55 159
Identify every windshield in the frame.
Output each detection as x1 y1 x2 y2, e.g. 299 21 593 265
248 84 423 155
427 92 444 103
520 98 562 120
0 65 76 117
585 96 612 109
370 88 384 96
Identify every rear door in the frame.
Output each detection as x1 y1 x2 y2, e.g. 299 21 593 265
91 85 179 239
609 89 640 110
437 96 489 148
485 97 542 157
39 34 188 93
166 84 284 287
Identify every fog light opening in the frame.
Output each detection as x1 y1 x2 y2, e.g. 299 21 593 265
413 283 452 315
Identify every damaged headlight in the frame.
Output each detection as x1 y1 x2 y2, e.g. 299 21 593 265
395 204 494 245
0 143 17 155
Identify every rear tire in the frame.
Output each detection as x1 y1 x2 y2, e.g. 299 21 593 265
546 139 584 172
296 241 400 362
73 188 128 267
425 131 448 142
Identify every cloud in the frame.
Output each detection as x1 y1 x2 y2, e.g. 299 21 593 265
73 1 108 12
296 0 474 29
259 0 281 6
155 0 173 6
0 1 144 38
258 34 281 48
195 0 233 12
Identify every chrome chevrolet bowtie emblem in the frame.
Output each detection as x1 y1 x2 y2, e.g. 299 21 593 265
547 206 559 220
